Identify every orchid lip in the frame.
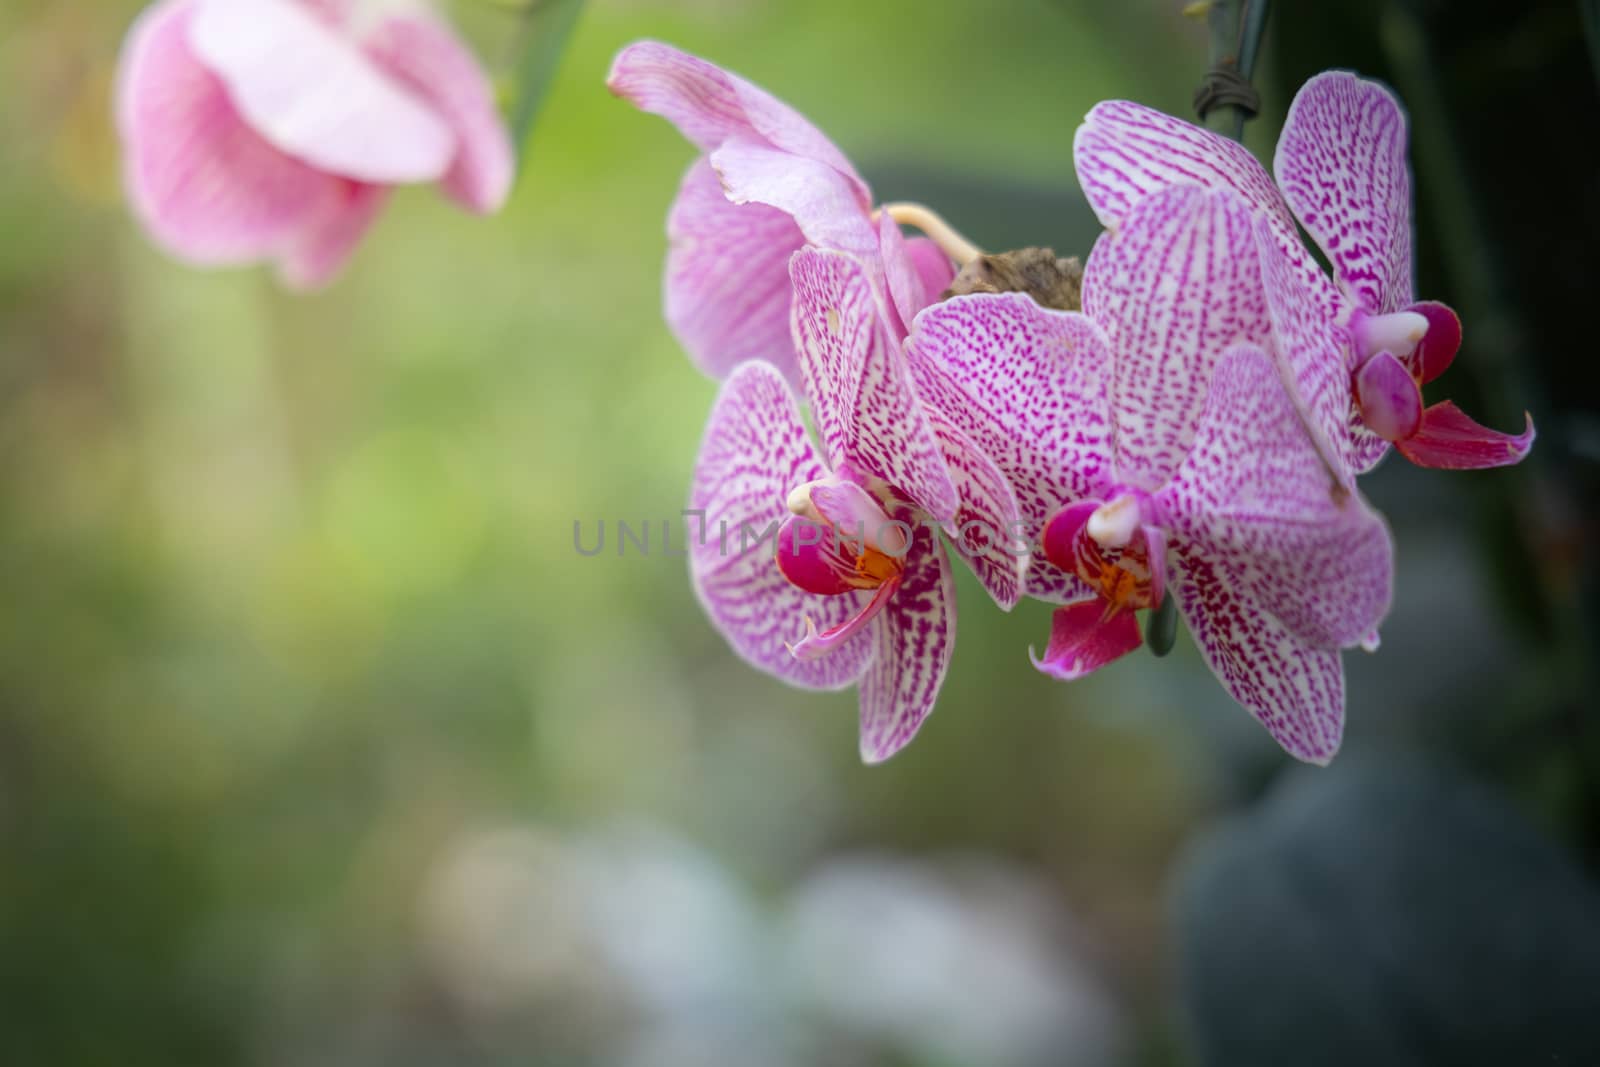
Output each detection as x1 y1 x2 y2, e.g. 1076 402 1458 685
787 579 899 661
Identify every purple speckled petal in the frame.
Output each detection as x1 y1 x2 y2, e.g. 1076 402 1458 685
710 141 876 255
1082 185 1272 492
921 404 1025 611
1253 214 1376 481
857 523 955 763
606 41 868 198
1274 71 1413 314
1074 99 1339 324
904 292 1114 604
665 158 802 382
689 362 876 689
789 248 959 522
1029 599 1141 682
1158 344 1394 763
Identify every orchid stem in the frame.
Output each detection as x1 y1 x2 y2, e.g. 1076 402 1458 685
1582 0 1600 96
880 202 984 266
1194 0 1271 142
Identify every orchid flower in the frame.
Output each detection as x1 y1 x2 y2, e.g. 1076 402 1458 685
906 185 1394 763
690 244 1032 762
607 41 969 385
1074 71 1533 477
116 0 513 289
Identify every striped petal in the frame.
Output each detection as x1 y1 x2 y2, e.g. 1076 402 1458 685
789 248 958 522
1253 214 1377 481
1159 344 1394 763
606 41 868 198
905 292 1114 602
116 0 344 264
1082 185 1272 492
690 362 876 689
1073 99 1339 323
665 158 803 382
361 12 515 213
188 0 455 184
1274 71 1413 314
857 524 955 763
922 404 1025 610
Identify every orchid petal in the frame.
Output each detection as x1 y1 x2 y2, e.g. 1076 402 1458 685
1028 599 1141 682
606 41 868 198
116 0 344 263
665 158 803 382
1253 214 1377 480
1040 500 1099 575
690 362 876 689
1158 343 1393 652
904 292 1114 604
1274 71 1413 313
276 180 388 289
904 237 956 311
921 404 1026 611
789 248 959 522
1074 99 1340 324
188 0 455 184
1161 350 1374 764
1353 350 1423 442
1082 185 1272 491
1394 402 1536 470
361 13 515 213
710 141 876 255
1404 300 1461 386
857 526 955 763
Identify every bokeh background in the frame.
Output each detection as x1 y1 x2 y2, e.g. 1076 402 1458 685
2 1 1597 1064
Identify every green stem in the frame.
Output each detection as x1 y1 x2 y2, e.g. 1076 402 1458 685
1582 0 1600 95
1198 0 1271 141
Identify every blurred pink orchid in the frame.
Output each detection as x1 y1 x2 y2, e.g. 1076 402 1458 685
116 0 513 288
907 186 1394 764
607 41 960 385
1074 71 1533 479
692 248 984 763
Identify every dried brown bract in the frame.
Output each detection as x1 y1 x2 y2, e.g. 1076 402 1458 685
942 247 1084 311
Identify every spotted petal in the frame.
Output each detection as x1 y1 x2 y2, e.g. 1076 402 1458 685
1159 344 1394 763
1274 71 1413 314
789 248 958 522
689 362 876 689
665 158 803 382
1253 214 1381 481
857 524 955 763
1083 185 1272 492
921 404 1025 610
606 40 867 198
1073 99 1338 323
116 0 346 264
905 292 1114 603
187 0 455 184
361 12 515 213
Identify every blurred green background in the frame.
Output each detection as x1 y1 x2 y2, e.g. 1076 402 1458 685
1 1 1596 1065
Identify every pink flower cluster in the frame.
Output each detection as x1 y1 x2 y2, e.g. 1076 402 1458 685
610 42 1534 765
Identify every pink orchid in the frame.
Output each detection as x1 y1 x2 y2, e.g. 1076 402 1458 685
1074 71 1533 478
906 185 1394 764
691 245 1023 762
116 0 513 288
607 41 961 385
